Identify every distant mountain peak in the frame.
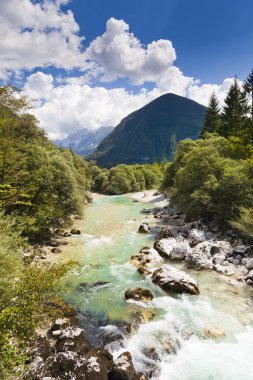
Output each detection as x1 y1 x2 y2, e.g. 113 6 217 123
90 93 206 167
54 126 114 156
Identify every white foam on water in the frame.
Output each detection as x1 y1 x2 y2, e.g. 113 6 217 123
159 327 253 380
87 236 112 248
114 294 252 379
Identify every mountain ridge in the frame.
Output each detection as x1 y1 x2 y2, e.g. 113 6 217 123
90 93 206 167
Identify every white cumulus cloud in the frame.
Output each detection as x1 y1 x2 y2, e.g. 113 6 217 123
86 17 177 85
0 0 85 79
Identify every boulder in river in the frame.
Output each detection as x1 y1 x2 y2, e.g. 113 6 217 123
152 264 199 295
125 287 154 302
130 246 163 269
138 223 150 233
108 351 146 380
154 237 191 261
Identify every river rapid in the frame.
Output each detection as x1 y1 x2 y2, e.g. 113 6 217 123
57 194 253 380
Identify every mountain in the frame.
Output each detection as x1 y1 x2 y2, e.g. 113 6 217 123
90 93 206 167
55 126 114 156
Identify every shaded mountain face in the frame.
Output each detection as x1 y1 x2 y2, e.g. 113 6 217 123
90 93 206 168
55 126 114 156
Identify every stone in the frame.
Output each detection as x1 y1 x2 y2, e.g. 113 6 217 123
187 229 206 247
222 260 230 266
233 245 250 255
203 326 225 340
85 348 113 379
157 226 178 239
55 327 90 355
212 253 226 265
185 241 214 270
64 232 72 237
242 258 247 265
108 351 139 380
154 237 191 260
46 352 87 380
246 258 253 270
51 247 62 253
130 246 163 269
152 264 199 295
214 264 235 276
51 318 71 332
233 259 240 265
125 287 154 302
71 228 81 235
138 223 150 234
30 335 54 360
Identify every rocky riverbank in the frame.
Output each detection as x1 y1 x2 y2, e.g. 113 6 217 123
25 317 146 380
133 203 253 286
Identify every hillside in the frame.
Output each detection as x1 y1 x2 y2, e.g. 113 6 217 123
90 93 206 167
55 126 114 156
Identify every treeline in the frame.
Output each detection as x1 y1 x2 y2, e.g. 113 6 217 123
89 163 163 195
162 69 253 237
0 86 92 240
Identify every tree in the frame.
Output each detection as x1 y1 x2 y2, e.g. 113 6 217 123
244 68 253 142
220 78 249 139
201 92 220 136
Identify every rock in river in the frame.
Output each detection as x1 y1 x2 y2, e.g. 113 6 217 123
130 246 163 270
154 237 191 261
152 264 199 295
138 223 150 233
125 287 154 302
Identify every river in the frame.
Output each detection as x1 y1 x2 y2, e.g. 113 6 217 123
57 193 253 380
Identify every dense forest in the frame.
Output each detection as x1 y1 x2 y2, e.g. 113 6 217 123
162 70 253 238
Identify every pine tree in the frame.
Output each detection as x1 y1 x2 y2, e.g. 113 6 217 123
200 92 220 136
220 78 249 139
244 68 253 143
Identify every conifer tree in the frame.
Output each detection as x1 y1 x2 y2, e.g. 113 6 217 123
220 78 249 138
244 68 253 143
200 92 220 136
244 68 253 122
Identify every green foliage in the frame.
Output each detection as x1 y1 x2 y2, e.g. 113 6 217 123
90 163 163 195
0 214 75 377
231 207 253 238
201 92 220 136
0 85 90 239
219 78 250 140
162 134 253 224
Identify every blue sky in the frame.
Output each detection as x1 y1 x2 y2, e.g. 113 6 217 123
68 0 253 83
0 0 252 138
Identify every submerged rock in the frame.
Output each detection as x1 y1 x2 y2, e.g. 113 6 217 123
152 264 199 295
125 287 154 302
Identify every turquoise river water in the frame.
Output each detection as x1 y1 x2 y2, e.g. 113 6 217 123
57 194 253 380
